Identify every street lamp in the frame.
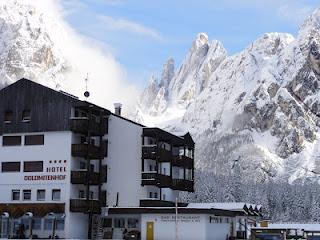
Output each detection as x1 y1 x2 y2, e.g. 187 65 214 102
1 212 9 238
24 212 33 239
47 212 66 239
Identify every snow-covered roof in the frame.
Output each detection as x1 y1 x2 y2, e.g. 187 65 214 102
187 202 262 212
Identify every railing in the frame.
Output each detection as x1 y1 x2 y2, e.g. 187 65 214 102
70 117 107 136
70 199 101 214
72 144 103 159
142 145 157 159
141 172 172 188
172 179 194 192
158 148 172 162
71 170 100 185
172 155 193 168
140 199 188 207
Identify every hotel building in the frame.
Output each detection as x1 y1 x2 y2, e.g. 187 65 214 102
0 79 196 239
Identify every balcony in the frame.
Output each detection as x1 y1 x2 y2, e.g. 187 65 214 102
172 179 194 192
142 146 172 162
172 155 193 168
158 148 172 162
140 199 188 207
71 170 100 185
70 199 101 214
141 172 172 188
142 145 157 159
70 117 107 136
72 144 103 159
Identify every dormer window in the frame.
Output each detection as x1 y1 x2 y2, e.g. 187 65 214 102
4 110 13 123
22 110 31 122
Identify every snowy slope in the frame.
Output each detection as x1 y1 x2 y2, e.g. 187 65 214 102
134 9 320 184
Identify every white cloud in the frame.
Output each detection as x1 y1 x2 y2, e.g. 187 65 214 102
277 3 314 24
21 0 139 115
98 15 162 40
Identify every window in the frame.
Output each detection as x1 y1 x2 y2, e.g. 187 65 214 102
104 140 108 157
90 164 94 173
114 218 125 228
163 194 166 201
154 192 158 199
2 136 21 146
12 190 20 201
149 192 152 199
52 189 61 201
103 218 112 228
4 111 13 123
90 191 94 200
79 190 85 199
37 189 45 201
21 218 31 229
22 110 31 122
80 162 86 170
23 190 31 201
2 162 20 172
25 135 44 146
23 161 43 172
44 219 53 230
32 218 42 230
56 219 65 230
128 218 139 228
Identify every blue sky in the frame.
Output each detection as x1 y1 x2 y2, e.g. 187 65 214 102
61 0 320 88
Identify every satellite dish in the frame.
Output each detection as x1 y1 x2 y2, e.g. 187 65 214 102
84 91 90 98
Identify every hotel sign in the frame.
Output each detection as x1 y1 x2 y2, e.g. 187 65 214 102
24 160 67 182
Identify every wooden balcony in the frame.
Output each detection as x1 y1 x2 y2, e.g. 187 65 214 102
142 145 157 159
70 117 107 136
140 199 188 207
141 172 172 188
172 179 194 192
72 144 103 159
71 170 100 185
70 199 101 214
172 155 193 168
158 148 172 162
142 146 172 162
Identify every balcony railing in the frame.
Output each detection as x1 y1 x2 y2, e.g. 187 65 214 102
72 144 103 159
172 179 194 192
142 145 157 159
141 172 172 188
70 199 101 214
142 146 172 162
71 170 100 185
70 117 107 136
158 148 172 162
140 199 188 207
172 155 193 168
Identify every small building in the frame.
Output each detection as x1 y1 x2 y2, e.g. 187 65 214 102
101 203 263 240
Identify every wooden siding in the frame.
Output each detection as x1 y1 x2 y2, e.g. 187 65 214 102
0 79 109 135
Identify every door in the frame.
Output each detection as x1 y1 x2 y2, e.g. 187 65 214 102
146 222 154 240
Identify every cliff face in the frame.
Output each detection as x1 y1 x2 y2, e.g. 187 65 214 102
134 9 320 184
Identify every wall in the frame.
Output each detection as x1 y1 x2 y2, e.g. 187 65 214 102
0 131 72 239
106 115 144 207
206 216 231 240
141 214 207 240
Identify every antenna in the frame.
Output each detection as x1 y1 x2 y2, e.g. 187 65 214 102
84 73 90 98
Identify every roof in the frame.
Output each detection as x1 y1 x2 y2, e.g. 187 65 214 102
106 207 246 217
186 202 262 216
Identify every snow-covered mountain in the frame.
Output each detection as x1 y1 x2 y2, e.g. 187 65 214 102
0 0 137 112
134 9 320 185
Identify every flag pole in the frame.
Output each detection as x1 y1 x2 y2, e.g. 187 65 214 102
175 197 178 240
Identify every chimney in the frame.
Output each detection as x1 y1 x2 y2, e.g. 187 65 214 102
114 103 122 116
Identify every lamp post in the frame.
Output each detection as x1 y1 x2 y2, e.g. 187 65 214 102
48 212 65 239
24 212 33 239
